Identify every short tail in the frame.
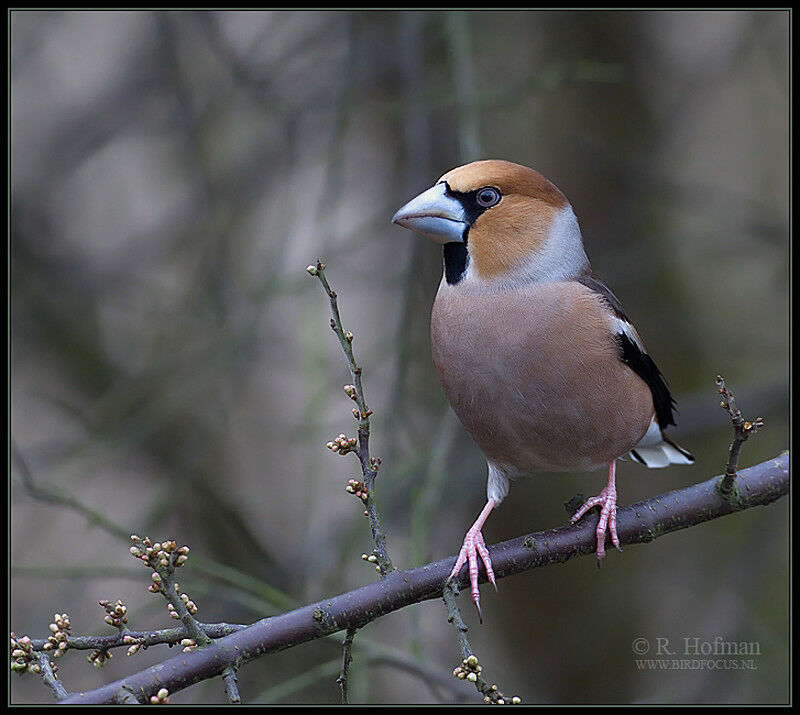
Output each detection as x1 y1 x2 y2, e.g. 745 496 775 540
624 419 694 469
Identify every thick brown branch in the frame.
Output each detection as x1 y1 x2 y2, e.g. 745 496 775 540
58 452 788 705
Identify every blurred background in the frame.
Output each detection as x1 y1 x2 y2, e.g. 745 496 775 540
10 10 788 705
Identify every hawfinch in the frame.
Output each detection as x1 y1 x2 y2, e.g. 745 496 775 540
392 159 693 618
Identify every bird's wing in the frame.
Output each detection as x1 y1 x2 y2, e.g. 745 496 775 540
575 271 676 429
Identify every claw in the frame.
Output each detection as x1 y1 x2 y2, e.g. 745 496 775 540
447 499 498 620
570 460 620 563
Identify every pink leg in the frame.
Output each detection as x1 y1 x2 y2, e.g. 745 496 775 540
569 460 622 563
447 499 498 621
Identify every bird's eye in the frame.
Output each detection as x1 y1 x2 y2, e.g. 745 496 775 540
476 187 501 208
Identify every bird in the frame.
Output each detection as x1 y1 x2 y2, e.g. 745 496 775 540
391 159 694 620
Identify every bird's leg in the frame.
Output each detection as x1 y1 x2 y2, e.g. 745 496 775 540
569 459 621 563
447 499 498 621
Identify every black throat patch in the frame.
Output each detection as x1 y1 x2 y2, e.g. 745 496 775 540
443 242 469 285
439 182 493 286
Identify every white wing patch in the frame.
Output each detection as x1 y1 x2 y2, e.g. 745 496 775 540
608 315 645 351
623 417 694 468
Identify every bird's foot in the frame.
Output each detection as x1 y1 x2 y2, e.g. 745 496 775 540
570 483 621 564
448 527 496 622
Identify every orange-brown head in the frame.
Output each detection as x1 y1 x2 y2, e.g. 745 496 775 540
393 159 589 288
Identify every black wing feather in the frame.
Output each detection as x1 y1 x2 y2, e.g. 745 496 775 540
615 332 677 428
577 271 677 429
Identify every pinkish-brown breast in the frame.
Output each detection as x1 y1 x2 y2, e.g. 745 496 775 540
430 279 653 474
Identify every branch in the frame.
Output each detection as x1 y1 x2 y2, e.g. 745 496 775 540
336 627 356 704
307 260 394 575
23 622 245 654
34 652 69 701
442 582 519 703
716 374 765 501
57 452 788 704
222 665 241 704
128 535 211 649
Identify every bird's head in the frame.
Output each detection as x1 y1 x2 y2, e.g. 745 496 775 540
392 159 588 288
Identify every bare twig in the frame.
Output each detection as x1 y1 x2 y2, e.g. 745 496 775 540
307 261 394 576
336 627 357 704
55 452 788 704
442 582 471 664
34 652 69 701
716 374 765 502
222 665 241 704
442 582 518 704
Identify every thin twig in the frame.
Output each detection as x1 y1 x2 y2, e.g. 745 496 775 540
442 582 516 703
222 664 241 704
56 452 788 704
442 582 471 662
716 374 764 502
24 622 246 654
33 652 69 701
308 261 394 576
130 535 212 648
336 627 357 704
160 572 211 647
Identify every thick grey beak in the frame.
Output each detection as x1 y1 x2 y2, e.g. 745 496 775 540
392 182 467 244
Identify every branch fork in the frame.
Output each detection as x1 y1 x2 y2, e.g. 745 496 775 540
716 375 765 502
